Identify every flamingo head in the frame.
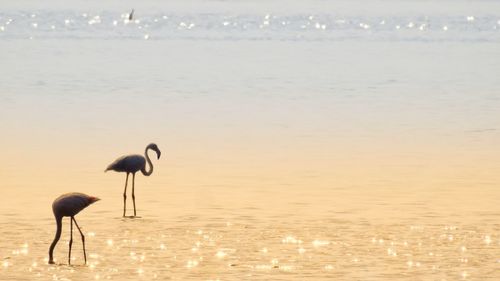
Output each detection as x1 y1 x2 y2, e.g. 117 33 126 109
148 143 161 159
88 196 100 204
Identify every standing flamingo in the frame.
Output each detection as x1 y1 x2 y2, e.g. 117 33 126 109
48 192 100 265
105 143 161 217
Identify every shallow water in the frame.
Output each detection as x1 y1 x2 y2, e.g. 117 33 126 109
1 0 500 280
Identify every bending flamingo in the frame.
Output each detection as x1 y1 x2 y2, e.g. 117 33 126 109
49 192 100 265
105 143 161 217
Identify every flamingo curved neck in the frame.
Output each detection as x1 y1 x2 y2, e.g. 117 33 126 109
49 216 63 264
141 147 154 176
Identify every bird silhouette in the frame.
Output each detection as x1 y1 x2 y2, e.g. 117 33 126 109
129 9 134 21
105 143 161 217
48 193 100 265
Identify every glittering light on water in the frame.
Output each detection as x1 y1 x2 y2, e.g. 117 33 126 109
186 260 199 268
88 15 101 25
466 16 475 22
298 247 306 254
215 250 227 258
312 239 330 247
484 235 492 245
359 23 370 29
282 235 302 244
387 248 397 256
279 265 294 271
254 264 272 270
443 25 448 31
324 264 334 270
2 261 10 268
144 34 150 40
106 239 113 246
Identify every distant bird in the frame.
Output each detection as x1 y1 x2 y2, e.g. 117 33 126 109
48 193 100 265
105 143 161 217
129 9 134 21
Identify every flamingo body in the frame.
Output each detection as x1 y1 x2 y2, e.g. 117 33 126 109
49 193 100 265
105 155 145 173
52 192 99 217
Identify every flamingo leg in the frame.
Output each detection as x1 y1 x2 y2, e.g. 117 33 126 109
123 172 129 217
132 172 137 217
72 217 86 265
68 217 73 265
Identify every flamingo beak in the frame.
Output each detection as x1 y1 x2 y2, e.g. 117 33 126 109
157 150 161 159
89 197 101 204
